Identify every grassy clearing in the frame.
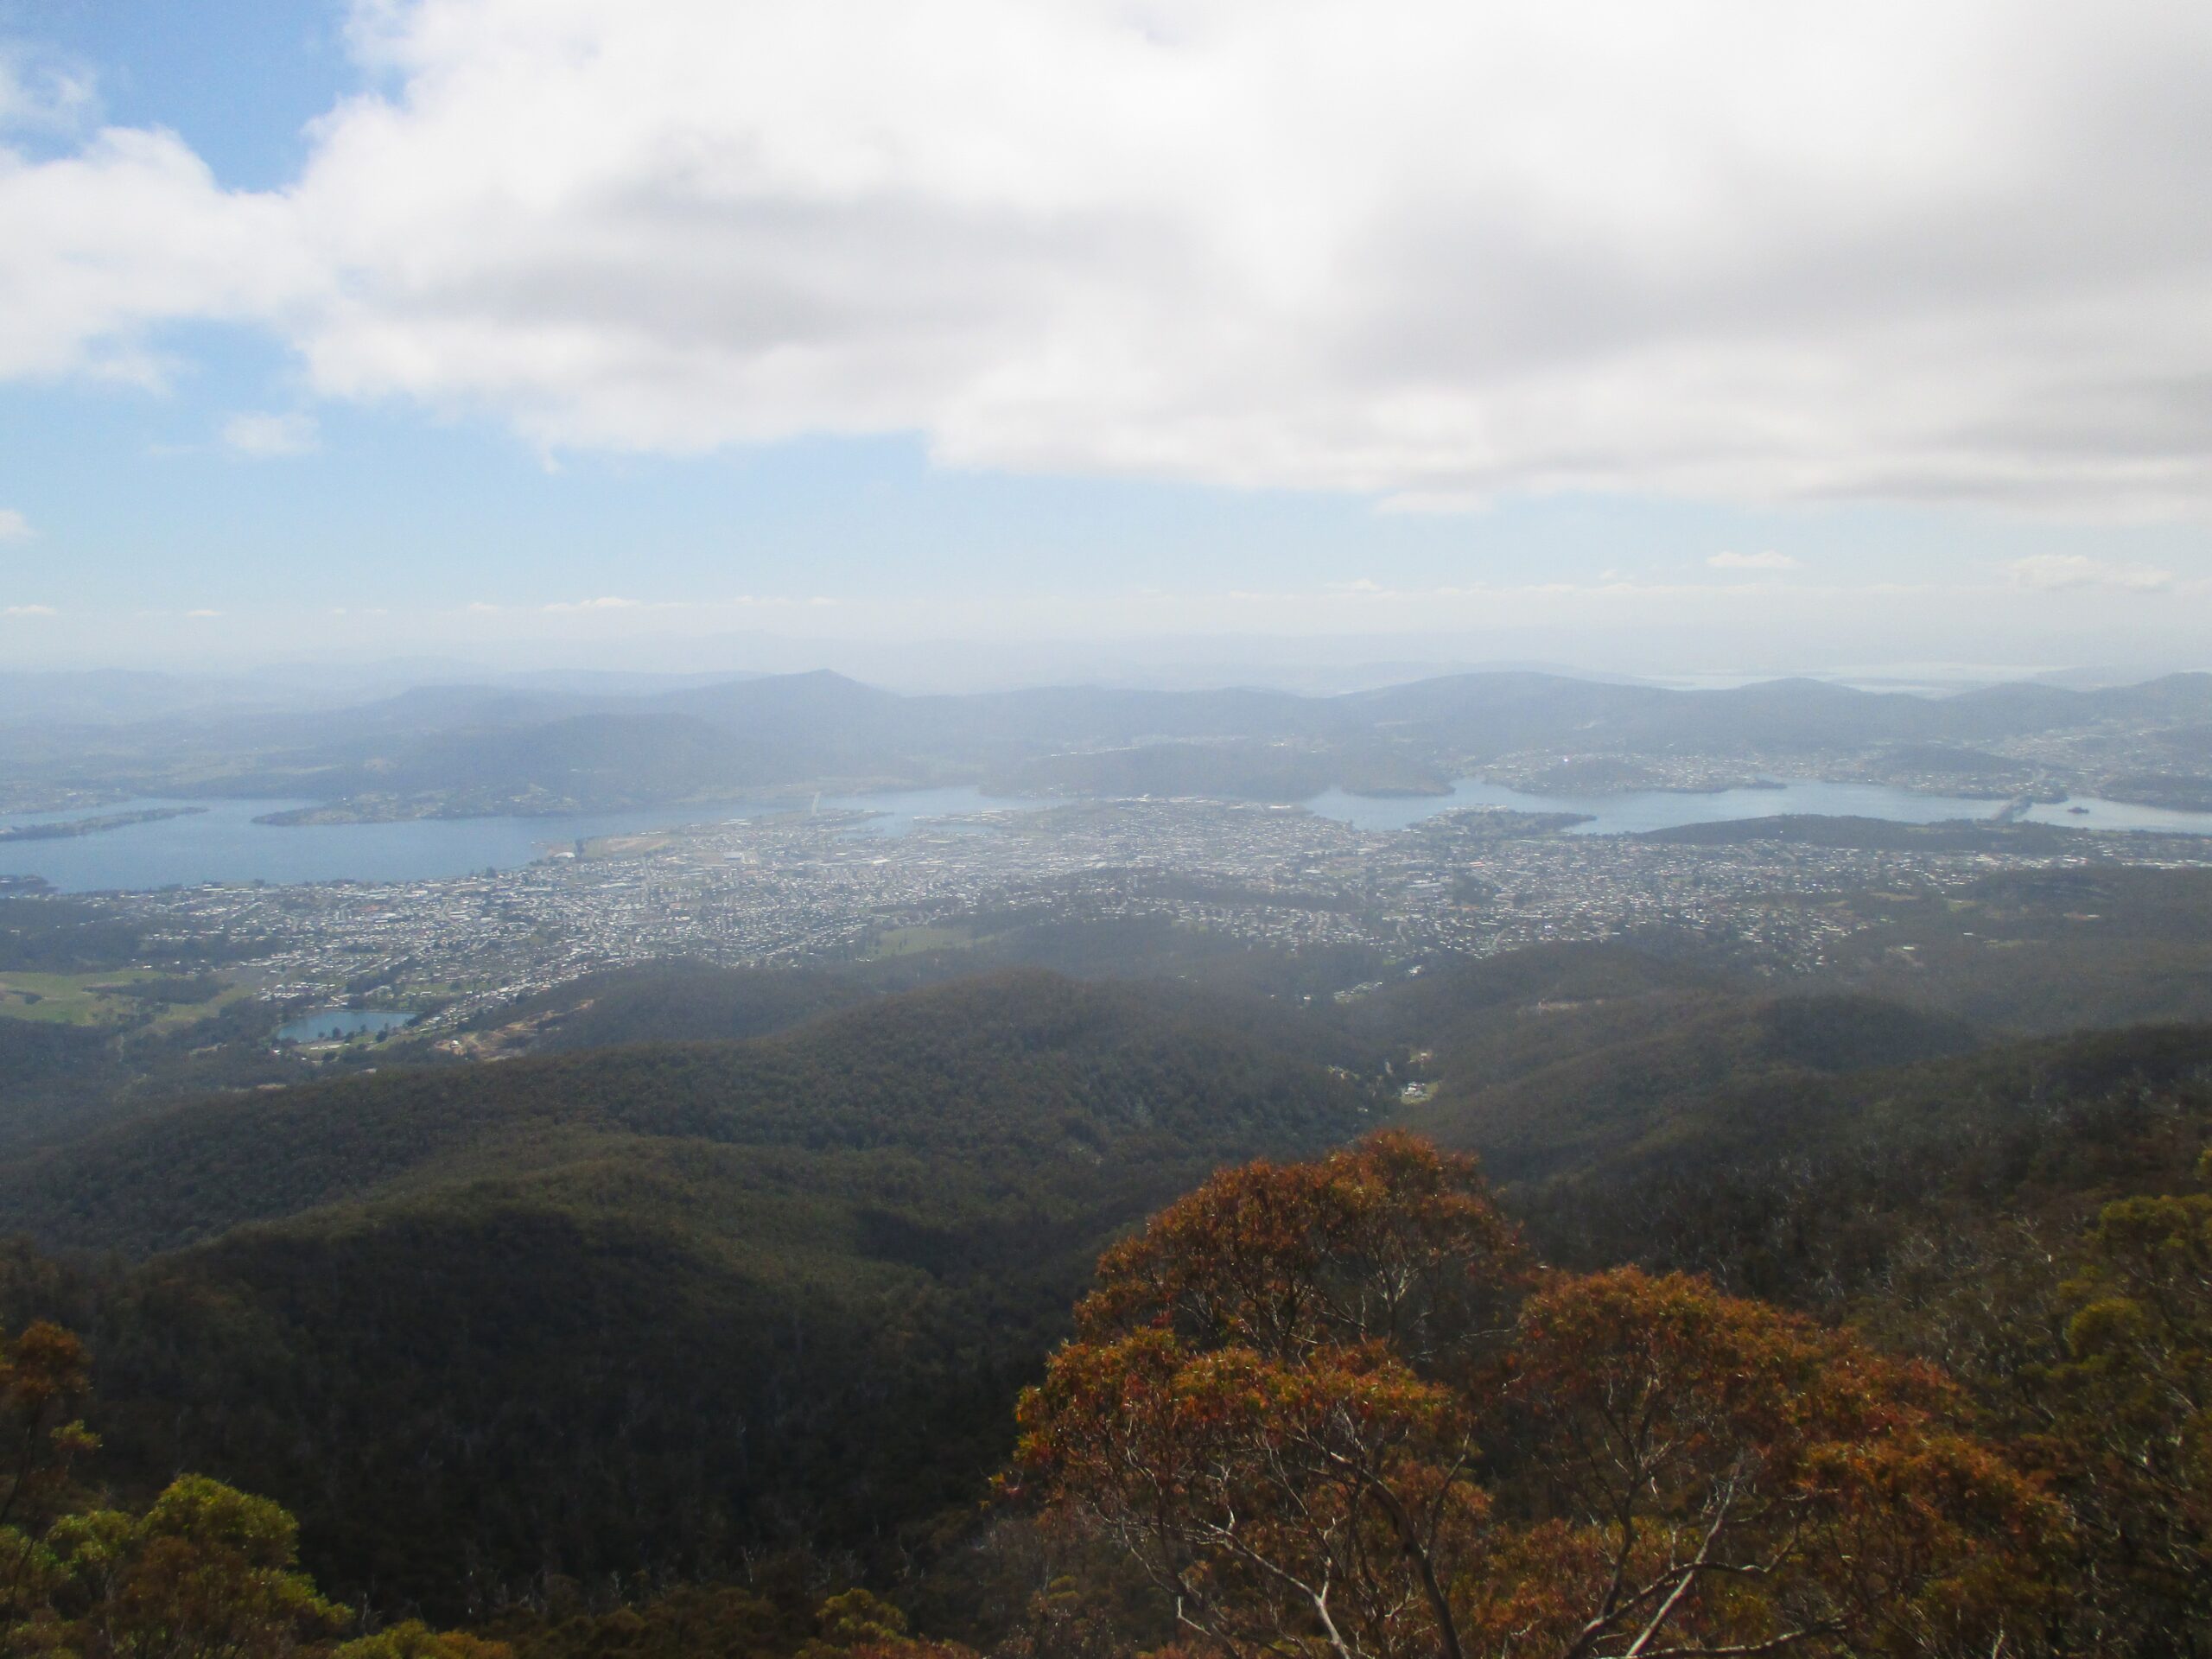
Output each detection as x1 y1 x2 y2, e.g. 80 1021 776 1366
0 969 239 1029
143 982 252 1033
0 969 159 1025
578 831 674 859
865 923 978 958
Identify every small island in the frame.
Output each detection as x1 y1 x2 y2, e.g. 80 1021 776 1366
0 805 207 842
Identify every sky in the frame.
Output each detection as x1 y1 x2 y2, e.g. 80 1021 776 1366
2 0 2209 683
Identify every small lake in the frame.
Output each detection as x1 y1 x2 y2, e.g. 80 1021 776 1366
7 778 2212 893
276 1008 416 1043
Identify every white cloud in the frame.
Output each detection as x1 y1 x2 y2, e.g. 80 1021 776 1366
0 127 318 383
1708 550 1798 570
0 508 31 542
1376 492 1491 516
2007 553 2175 592
5 3 2212 515
0 46 96 134
542 595 645 612
2 602 55 616
183 607 225 618
222 410 320 457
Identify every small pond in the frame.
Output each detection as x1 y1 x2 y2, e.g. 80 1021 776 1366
276 1008 417 1043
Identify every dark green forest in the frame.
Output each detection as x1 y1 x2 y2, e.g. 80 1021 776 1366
5 895 2212 1656
0 972 1382 1613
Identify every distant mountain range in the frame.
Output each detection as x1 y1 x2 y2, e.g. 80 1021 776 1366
10 665 2212 817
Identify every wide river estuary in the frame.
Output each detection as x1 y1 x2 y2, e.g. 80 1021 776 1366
3 780 2211 893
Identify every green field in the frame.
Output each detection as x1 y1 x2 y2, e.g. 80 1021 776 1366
863 922 979 957
0 969 243 1030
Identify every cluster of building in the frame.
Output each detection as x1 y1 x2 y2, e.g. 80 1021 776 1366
99 796 2212 1039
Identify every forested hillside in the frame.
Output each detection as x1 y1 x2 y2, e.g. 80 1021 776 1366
6 932 2212 1651
1500 1018 2212 1295
0 971 1380 1613
434 960 874 1054
1397 988 1985 1181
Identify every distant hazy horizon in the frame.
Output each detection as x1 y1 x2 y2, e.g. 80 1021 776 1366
1 634 2203 702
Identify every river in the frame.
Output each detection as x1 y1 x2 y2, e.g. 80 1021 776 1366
3 779 2209 893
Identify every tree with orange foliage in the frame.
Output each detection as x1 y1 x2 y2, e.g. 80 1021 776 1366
1015 1134 2058 1659
1 1320 99 1643
1477 1269 2058 1659
1017 1134 1521 1659
0 1322 95 1534
1073 1128 1528 1372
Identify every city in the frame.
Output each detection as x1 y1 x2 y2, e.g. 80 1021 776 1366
77 796 2212 1049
